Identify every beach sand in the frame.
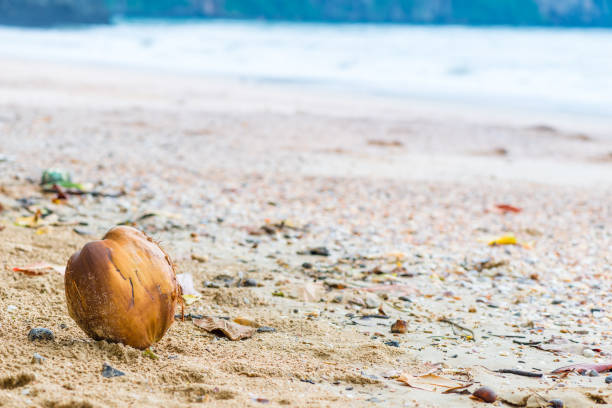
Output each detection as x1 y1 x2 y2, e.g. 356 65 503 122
1 57 612 407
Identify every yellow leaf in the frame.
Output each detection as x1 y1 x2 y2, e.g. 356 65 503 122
488 235 517 246
182 294 200 305
233 317 259 328
35 227 49 235
143 348 159 360
15 215 41 228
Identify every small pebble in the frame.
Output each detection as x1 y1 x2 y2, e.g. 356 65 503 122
253 397 269 404
257 326 276 333
308 247 330 256
364 295 380 309
583 349 595 358
191 253 208 263
587 369 599 377
73 227 93 236
302 262 313 269
398 296 412 302
472 386 497 403
384 340 400 347
548 399 564 408
28 328 54 342
242 278 258 287
101 362 125 378
360 371 379 380
605 375 612 384
31 353 45 364
391 320 407 334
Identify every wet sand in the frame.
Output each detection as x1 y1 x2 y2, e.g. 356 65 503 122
1 57 612 407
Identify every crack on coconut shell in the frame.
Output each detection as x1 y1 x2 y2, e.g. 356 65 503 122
106 247 126 280
134 268 155 301
128 277 135 308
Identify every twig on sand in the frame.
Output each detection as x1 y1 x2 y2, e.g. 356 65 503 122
438 317 476 341
42 187 125 198
479 365 544 378
512 339 560 354
495 369 543 378
490 334 526 339
512 340 541 346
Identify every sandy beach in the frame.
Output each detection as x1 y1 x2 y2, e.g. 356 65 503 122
1 57 612 407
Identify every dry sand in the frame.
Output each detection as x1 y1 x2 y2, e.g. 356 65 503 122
0 57 612 407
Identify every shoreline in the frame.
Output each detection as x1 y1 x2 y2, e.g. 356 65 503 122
2 55 612 136
1 20 612 131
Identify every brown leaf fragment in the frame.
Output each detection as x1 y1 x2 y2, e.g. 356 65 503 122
13 262 65 276
495 204 522 213
193 317 255 341
551 361 612 374
397 373 468 392
441 383 473 394
368 139 403 147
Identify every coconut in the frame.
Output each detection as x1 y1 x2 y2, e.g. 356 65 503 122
65 226 180 349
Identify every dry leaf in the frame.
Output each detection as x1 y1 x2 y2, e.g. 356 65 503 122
296 282 323 302
177 273 200 305
193 316 255 340
551 362 612 374
538 337 584 355
363 284 415 296
495 204 522 213
35 226 50 235
15 214 42 228
233 317 259 327
398 373 468 392
368 139 403 147
488 235 517 246
13 262 65 276
182 294 200 305
176 273 199 296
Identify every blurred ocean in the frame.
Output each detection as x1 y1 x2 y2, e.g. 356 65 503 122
0 20 611 117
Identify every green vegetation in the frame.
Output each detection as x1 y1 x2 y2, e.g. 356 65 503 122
105 0 612 26
2 0 612 27
451 0 544 25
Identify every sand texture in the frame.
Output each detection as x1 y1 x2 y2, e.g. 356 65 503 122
1 58 612 407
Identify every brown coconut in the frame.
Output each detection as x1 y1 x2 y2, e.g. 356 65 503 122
65 226 180 349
